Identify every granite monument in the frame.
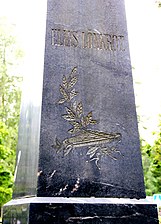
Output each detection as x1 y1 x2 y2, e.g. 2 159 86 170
2 0 159 223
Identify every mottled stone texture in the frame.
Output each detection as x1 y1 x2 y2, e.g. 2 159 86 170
3 198 159 224
14 0 146 199
37 0 145 198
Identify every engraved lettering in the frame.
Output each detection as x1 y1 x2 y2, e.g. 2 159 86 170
100 34 108 50
87 32 93 48
52 29 59 45
82 32 88 48
59 29 64 46
64 30 70 47
82 32 85 48
83 32 97 49
71 31 79 47
93 33 99 49
51 28 125 51
111 35 118 51
105 34 112 51
52 29 62 46
118 35 125 51
52 29 56 45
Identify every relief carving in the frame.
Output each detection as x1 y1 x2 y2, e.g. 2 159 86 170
53 67 122 169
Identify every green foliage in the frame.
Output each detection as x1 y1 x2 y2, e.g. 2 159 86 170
141 116 161 195
0 18 23 128
0 122 15 207
0 18 23 207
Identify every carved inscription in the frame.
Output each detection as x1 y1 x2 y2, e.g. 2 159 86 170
52 29 79 48
52 28 125 51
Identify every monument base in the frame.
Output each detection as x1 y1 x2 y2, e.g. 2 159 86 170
2 197 159 224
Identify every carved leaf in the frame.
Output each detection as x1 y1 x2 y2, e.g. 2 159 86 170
53 137 63 152
81 112 97 126
70 67 77 76
89 152 97 158
84 116 90 126
90 119 97 125
69 89 78 100
87 146 98 159
68 128 75 134
76 102 83 117
100 147 117 160
59 85 68 100
68 77 78 89
62 75 68 89
86 146 98 155
70 121 81 130
81 117 87 127
62 107 76 121
101 147 110 154
68 127 80 134
86 111 93 121
64 146 73 156
62 114 76 121
81 112 92 127
71 101 77 112
58 98 66 104
56 137 62 146
65 107 76 117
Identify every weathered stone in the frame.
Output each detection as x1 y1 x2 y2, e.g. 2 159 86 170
14 0 145 199
2 0 159 223
3 198 159 224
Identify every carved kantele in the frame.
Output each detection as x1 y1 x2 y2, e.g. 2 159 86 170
53 67 122 169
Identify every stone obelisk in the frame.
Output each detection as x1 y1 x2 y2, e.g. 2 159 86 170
3 0 158 223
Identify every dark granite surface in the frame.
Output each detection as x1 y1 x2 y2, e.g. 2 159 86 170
37 0 145 198
3 198 159 224
13 0 145 199
3 0 158 223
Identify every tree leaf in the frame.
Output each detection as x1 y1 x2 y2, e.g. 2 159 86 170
68 127 80 134
53 138 62 150
86 111 93 121
71 101 77 112
65 107 76 117
68 128 74 134
81 112 97 126
89 152 97 158
56 137 61 146
62 75 68 89
58 98 66 104
81 117 87 127
86 146 98 155
64 146 73 156
76 102 83 117
59 85 68 100
68 76 78 89
90 119 97 125
62 107 76 121
69 89 78 100
81 112 93 127
70 67 77 76
70 121 81 130
62 114 76 121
